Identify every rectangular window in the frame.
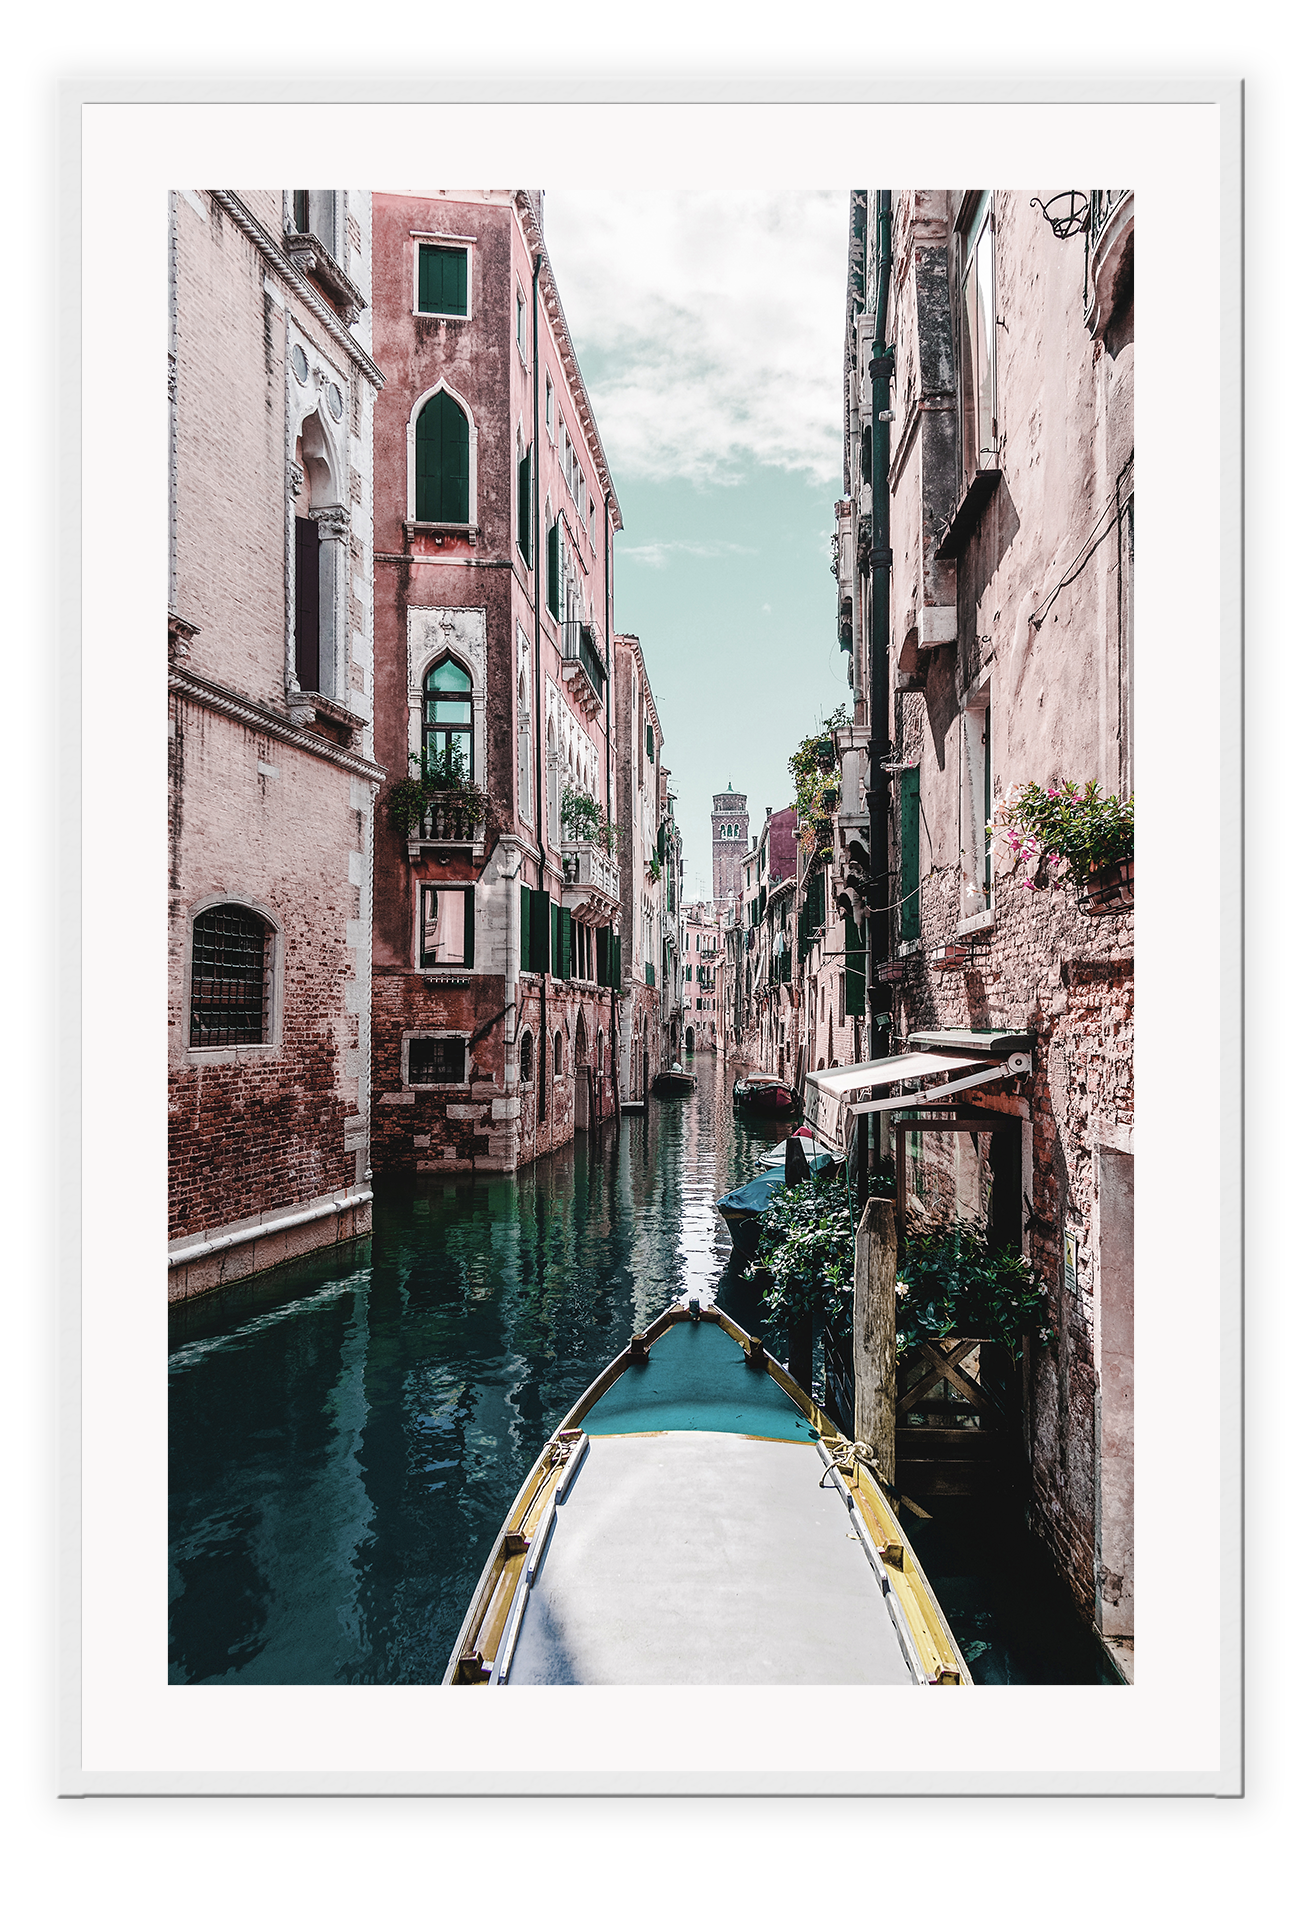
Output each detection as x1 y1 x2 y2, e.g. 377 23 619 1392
517 447 532 565
899 766 921 941
418 244 468 317
529 888 551 974
293 516 320 692
845 913 866 1017
959 693 992 916
420 885 474 967
408 1037 466 1085
545 376 554 437
516 290 526 355
546 521 560 619
959 195 996 482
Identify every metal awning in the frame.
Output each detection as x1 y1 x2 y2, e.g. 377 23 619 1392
802 1042 1032 1151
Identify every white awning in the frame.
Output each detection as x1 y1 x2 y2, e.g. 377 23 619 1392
803 1048 1032 1150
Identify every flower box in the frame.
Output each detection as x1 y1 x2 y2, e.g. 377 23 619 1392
1080 857 1134 914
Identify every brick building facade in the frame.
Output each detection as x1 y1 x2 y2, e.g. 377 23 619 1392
367 191 623 1171
613 632 675 1100
819 188 1134 1669
711 787 748 908
167 189 383 1301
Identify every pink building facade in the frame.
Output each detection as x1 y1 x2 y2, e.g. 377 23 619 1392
830 189 1134 1667
167 189 383 1301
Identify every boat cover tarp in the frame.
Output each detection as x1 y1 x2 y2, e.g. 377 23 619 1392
716 1165 786 1223
505 1430 916 1684
580 1319 813 1442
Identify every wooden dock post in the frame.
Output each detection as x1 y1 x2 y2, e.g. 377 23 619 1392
854 1196 897 1485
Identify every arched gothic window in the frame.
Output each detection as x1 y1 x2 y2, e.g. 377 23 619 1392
519 1027 533 1083
423 656 473 777
554 1029 564 1078
415 390 470 523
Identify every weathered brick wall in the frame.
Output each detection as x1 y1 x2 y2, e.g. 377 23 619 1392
168 699 371 1238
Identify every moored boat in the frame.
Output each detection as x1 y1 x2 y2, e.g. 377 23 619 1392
443 1303 969 1686
652 1066 697 1098
733 1072 799 1116
716 1165 788 1258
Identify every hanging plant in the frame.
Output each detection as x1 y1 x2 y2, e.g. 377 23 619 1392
989 779 1133 894
789 706 848 864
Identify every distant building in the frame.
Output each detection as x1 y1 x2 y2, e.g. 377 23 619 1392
681 899 720 1053
613 633 671 1101
731 804 797 1076
167 189 383 1300
711 786 748 908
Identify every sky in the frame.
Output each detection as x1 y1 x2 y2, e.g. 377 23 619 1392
541 190 852 899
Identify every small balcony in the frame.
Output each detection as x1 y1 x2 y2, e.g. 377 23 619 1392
561 621 607 720
406 794 486 863
559 837 620 925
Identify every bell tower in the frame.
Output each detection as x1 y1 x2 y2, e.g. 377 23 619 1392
712 786 748 909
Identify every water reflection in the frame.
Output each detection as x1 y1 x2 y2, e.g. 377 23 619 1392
169 1053 788 1684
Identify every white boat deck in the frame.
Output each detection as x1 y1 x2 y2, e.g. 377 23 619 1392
502 1430 917 1685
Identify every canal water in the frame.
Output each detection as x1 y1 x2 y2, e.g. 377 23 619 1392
169 1051 1116 1686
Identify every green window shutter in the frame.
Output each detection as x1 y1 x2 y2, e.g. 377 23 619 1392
415 391 469 524
530 887 551 974
463 887 475 969
520 882 532 971
517 448 532 564
899 767 921 942
612 933 621 989
645 724 654 761
845 913 866 1017
559 907 573 980
418 244 468 316
546 523 560 618
550 900 559 975
596 926 610 986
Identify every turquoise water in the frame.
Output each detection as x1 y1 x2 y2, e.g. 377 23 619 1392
168 1049 1115 1685
168 1053 787 1685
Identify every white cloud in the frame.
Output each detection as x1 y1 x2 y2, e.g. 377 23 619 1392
620 538 758 568
541 191 847 487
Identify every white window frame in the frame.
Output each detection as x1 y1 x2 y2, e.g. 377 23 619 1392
182 893 284 1063
545 374 554 439
958 676 993 922
515 283 527 358
401 1029 471 1089
411 232 476 321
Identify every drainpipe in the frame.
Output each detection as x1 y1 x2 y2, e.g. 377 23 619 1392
532 244 547 1125
866 190 895 1164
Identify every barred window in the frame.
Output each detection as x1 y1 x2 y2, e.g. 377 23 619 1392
519 1027 534 1083
408 1037 466 1085
189 905 269 1048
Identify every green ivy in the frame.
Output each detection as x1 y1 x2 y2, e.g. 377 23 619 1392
746 1184 1054 1363
896 1220 1054 1359
743 1177 856 1334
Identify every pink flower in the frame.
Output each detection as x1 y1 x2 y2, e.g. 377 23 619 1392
1022 879 1035 891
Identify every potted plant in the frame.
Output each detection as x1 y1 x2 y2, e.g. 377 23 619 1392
989 779 1133 911
385 747 489 840
560 785 622 854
